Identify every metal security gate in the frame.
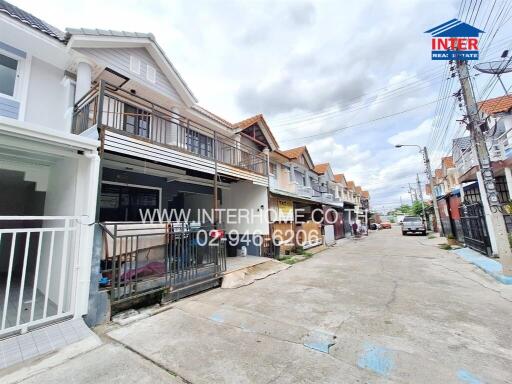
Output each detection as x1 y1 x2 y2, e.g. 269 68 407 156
459 203 492 257
100 222 226 306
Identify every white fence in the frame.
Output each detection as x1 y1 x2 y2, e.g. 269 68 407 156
0 216 81 337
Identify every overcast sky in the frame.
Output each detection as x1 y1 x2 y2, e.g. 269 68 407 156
12 0 512 212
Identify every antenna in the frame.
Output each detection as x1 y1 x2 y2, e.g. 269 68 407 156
474 53 512 95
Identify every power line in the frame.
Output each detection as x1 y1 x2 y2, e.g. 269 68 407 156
279 95 451 143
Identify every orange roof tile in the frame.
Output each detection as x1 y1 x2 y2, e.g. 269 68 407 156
355 186 363 194
441 156 454 169
361 190 370 198
435 168 443 179
334 173 346 183
478 94 512 115
279 146 307 159
313 163 329 174
234 114 263 129
233 113 278 149
347 181 356 190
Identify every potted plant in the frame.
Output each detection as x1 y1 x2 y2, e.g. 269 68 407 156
446 234 457 246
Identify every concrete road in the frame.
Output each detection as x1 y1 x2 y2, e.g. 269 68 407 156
10 227 512 383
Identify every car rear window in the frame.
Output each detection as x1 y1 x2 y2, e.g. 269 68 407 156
403 216 421 222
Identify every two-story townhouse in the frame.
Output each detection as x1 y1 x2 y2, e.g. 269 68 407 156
434 156 464 242
452 125 512 256
313 163 344 243
334 173 355 235
361 190 370 218
268 146 324 252
346 180 358 226
0 1 100 341
60 28 281 321
354 186 365 224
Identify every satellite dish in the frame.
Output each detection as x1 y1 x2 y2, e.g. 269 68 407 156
474 59 512 95
473 60 512 74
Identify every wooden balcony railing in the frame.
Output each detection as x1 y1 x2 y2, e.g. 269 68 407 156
72 81 268 176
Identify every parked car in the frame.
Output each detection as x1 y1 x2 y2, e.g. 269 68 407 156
402 216 426 236
380 222 392 229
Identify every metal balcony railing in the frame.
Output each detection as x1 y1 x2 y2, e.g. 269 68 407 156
72 81 268 176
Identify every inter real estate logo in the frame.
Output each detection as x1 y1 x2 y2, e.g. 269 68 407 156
425 19 484 60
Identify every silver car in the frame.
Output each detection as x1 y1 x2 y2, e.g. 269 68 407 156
402 216 426 236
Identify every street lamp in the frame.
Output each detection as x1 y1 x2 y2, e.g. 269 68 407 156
394 143 441 233
394 144 422 151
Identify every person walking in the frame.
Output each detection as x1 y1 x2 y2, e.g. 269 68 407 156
351 221 358 237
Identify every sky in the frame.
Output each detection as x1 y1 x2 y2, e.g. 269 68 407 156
11 0 512 212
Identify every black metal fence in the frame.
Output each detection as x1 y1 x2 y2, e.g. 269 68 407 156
99 222 226 305
459 203 492 257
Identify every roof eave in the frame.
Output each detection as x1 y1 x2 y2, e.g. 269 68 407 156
67 34 198 107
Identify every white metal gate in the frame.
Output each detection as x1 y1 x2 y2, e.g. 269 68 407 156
0 216 81 337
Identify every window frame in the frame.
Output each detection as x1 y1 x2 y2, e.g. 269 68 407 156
0 48 24 100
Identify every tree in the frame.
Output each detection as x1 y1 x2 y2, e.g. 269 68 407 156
398 204 412 214
411 201 424 216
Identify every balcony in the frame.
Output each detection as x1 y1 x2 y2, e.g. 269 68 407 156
322 193 334 203
489 128 512 162
297 185 314 198
72 81 268 184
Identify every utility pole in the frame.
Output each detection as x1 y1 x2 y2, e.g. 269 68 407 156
407 186 414 204
456 59 512 275
423 146 443 234
416 173 427 225
409 183 418 201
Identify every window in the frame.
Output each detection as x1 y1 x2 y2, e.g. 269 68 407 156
100 183 160 222
0 53 18 97
146 65 156 83
269 162 277 175
129 55 141 74
123 104 150 138
186 130 213 158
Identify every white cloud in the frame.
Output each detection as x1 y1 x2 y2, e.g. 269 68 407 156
10 0 483 211
387 118 433 146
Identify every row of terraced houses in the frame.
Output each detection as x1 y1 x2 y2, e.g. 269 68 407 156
428 94 512 258
0 0 370 351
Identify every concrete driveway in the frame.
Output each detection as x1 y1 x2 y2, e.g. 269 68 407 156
7 227 512 383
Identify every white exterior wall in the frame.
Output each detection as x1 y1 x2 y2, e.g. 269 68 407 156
0 116 100 320
222 181 269 235
75 47 183 104
24 57 71 132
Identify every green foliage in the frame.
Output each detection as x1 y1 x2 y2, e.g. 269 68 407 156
397 204 412 214
446 234 455 240
439 244 452 250
410 201 424 216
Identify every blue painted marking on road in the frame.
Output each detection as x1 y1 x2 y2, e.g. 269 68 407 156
457 369 483 384
209 312 225 323
357 343 394 376
302 330 336 353
452 248 512 284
